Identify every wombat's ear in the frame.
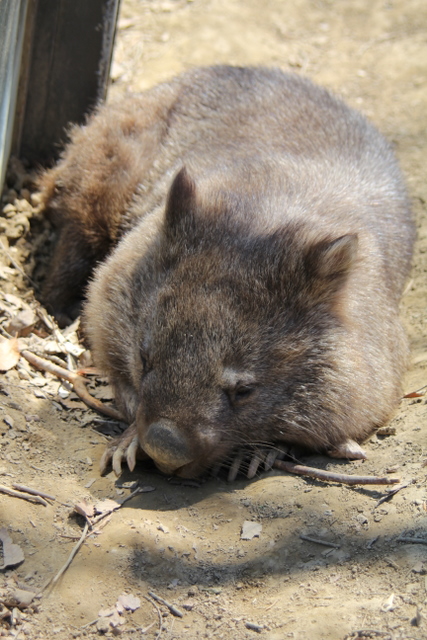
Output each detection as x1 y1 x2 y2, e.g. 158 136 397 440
164 167 197 237
305 234 358 284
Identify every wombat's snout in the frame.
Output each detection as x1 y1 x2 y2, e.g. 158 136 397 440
141 419 194 474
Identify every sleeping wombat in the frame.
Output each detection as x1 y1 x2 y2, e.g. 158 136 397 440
39 66 415 480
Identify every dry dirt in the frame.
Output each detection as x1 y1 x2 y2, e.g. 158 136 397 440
1 1 427 638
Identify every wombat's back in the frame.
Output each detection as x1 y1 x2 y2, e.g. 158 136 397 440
39 66 413 319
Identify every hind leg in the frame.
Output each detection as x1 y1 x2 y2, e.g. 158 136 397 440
41 223 101 327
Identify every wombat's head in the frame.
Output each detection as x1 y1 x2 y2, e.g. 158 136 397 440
85 168 358 478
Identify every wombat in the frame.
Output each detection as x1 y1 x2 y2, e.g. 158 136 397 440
39 65 415 480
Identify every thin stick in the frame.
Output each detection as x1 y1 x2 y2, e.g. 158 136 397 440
12 484 56 501
144 594 163 640
42 487 145 594
347 632 394 639
80 617 99 630
403 384 427 398
300 534 340 549
373 481 411 509
20 349 123 421
148 591 184 618
396 536 427 545
245 622 263 632
273 460 400 485
46 522 89 589
0 484 48 506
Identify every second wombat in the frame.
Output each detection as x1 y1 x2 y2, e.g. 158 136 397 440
39 66 415 480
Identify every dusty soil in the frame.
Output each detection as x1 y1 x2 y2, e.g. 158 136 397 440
1 0 427 638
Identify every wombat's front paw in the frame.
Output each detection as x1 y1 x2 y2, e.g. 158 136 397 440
224 446 292 482
100 423 146 476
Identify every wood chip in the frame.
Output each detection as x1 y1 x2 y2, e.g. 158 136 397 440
0 337 20 371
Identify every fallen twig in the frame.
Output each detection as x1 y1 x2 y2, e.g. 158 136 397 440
144 594 163 640
373 481 411 509
148 591 184 618
80 617 99 630
43 522 90 592
403 384 427 398
245 621 263 632
0 484 48 506
20 349 123 421
300 534 340 549
396 536 427 545
140 621 156 634
273 460 400 485
41 486 149 593
344 631 393 639
11 484 55 502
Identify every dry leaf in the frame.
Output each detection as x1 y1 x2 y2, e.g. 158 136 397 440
0 528 25 569
63 340 85 358
94 499 121 515
117 593 141 611
241 521 262 540
3 293 24 309
98 608 124 628
109 611 125 627
74 501 95 519
0 337 20 371
6 309 37 337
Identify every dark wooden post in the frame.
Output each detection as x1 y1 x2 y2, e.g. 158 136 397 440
13 0 121 166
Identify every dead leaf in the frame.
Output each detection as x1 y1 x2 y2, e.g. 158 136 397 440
6 309 37 337
63 340 85 358
109 610 125 627
94 499 121 515
74 501 95 519
98 608 124 628
117 593 141 611
241 521 262 540
3 293 25 309
0 337 20 371
0 528 25 569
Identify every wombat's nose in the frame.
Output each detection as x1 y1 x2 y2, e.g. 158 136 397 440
142 420 194 473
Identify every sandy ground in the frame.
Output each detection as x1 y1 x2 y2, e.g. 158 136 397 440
1 0 427 638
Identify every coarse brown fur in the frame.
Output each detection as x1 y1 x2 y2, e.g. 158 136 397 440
38 66 415 478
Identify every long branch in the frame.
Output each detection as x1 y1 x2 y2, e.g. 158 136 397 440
272 460 400 485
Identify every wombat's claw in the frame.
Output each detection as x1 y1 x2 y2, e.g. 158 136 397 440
227 451 244 482
247 448 288 479
328 439 367 460
227 447 289 481
99 424 140 476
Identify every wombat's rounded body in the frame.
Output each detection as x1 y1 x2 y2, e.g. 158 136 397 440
39 66 415 479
